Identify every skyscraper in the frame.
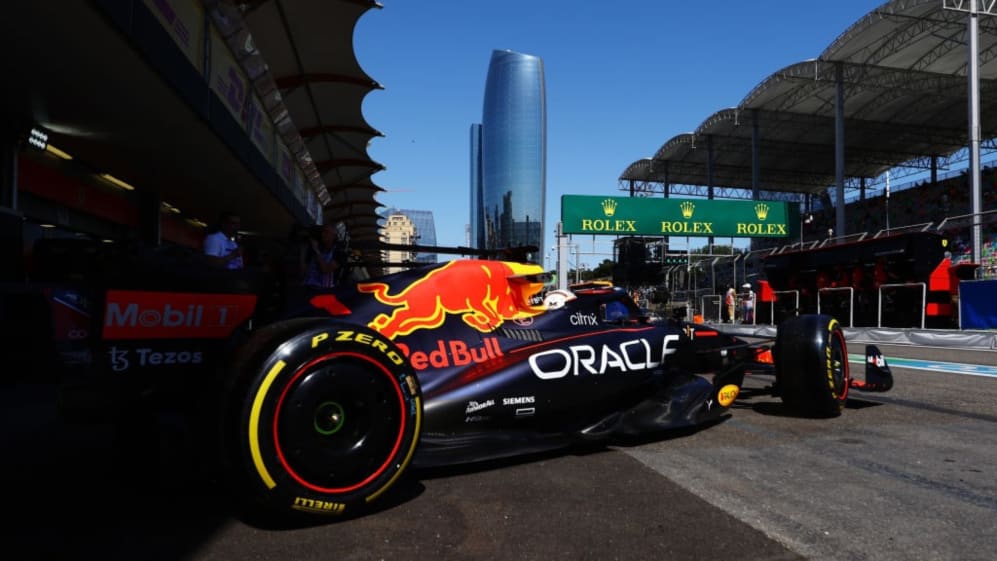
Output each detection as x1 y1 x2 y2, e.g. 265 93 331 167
470 49 546 262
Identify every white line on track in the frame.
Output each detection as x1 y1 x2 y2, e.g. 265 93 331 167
847 354 997 378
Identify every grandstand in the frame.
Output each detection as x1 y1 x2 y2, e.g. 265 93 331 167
613 1 997 330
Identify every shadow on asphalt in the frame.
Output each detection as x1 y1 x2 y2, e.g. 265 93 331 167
3 381 807 560
732 383 886 417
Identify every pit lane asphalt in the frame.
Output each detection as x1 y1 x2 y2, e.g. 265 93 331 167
4 343 995 561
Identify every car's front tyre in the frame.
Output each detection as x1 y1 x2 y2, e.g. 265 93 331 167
774 314 849 417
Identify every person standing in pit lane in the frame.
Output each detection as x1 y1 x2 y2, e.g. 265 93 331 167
302 223 347 289
741 283 755 324
725 286 736 324
203 211 244 270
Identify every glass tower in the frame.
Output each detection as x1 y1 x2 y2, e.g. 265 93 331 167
471 49 546 262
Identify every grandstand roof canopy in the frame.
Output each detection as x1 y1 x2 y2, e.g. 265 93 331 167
1 0 384 244
232 0 385 241
621 0 997 196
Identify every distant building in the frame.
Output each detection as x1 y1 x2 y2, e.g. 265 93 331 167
380 213 416 275
470 49 546 263
379 208 438 272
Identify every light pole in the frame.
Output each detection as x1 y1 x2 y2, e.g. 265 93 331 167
943 0 995 266
742 250 749 284
574 243 581 283
885 172 891 234
801 213 814 244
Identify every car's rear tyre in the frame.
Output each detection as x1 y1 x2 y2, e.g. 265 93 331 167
220 319 421 522
774 314 849 417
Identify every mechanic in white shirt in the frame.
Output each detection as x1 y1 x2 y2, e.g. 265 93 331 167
203 212 244 270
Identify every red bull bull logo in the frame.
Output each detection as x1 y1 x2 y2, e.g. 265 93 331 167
356 260 546 340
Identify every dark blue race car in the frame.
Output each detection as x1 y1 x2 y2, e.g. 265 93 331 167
210 259 893 521
35 251 891 523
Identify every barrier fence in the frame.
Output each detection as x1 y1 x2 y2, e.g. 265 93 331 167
878 282 926 329
817 286 855 327
699 292 759 325
701 295 721 323
770 290 799 324
694 284 941 329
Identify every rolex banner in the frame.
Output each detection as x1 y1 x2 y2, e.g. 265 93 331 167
561 195 796 238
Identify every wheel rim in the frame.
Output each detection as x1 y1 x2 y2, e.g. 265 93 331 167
272 352 407 493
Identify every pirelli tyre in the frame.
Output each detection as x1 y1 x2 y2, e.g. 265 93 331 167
220 318 422 522
774 314 850 418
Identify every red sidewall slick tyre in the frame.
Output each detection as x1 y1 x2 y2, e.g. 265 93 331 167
222 319 422 521
775 314 850 418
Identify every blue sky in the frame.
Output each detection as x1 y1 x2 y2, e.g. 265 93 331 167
354 1 884 268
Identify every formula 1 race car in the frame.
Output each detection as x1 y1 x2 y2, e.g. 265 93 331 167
208 259 893 521
27 249 892 522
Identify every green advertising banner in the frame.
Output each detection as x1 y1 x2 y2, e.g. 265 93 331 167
561 195 794 238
